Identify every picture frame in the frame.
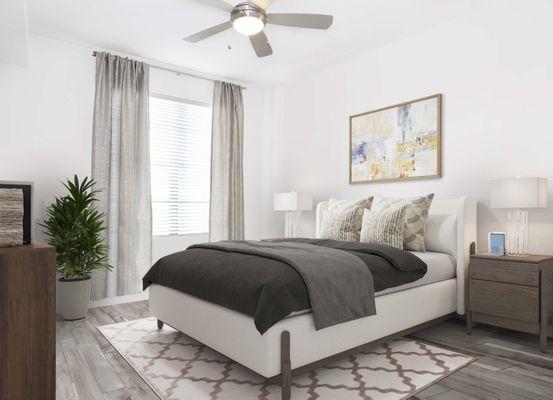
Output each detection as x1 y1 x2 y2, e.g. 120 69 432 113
349 94 442 184
0 187 24 247
488 231 506 256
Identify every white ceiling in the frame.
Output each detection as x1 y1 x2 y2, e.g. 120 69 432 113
27 0 472 83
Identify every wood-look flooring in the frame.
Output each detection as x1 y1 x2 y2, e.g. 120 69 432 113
56 301 553 399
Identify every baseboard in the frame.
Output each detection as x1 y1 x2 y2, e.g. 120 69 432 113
89 291 149 309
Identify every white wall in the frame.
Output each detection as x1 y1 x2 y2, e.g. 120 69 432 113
4 0 553 289
260 0 553 254
0 0 29 67
0 35 267 301
0 35 95 235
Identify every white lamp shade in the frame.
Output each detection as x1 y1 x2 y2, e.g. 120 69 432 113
274 191 313 211
490 177 548 209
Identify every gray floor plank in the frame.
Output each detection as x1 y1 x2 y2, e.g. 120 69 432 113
409 382 450 399
472 341 553 370
504 363 553 384
56 358 79 400
414 388 479 400
62 344 107 400
470 354 519 372
79 344 126 393
102 388 134 400
102 351 159 400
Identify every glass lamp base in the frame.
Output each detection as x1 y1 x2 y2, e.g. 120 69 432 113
284 211 301 238
507 209 528 255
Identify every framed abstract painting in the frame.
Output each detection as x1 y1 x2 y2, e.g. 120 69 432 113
349 94 441 184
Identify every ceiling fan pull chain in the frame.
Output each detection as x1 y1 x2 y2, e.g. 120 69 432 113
227 24 232 50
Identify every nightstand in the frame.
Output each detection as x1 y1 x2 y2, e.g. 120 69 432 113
467 253 553 352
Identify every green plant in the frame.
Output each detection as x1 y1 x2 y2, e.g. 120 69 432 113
41 175 112 280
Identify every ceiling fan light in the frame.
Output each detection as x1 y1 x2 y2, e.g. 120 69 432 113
233 16 264 36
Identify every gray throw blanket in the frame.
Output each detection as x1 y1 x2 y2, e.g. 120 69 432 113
190 240 376 330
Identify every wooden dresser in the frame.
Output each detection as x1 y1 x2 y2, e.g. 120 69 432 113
0 244 56 400
467 253 553 352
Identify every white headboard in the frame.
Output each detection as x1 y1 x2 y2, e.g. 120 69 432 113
315 197 477 315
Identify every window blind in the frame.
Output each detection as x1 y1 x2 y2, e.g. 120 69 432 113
150 95 212 236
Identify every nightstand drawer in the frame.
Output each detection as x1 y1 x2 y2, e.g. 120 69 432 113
470 259 539 286
469 280 539 323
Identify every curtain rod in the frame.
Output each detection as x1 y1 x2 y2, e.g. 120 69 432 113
92 51 246 90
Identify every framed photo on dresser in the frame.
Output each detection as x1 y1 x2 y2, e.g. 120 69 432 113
349 94 441 184
488 231 506 256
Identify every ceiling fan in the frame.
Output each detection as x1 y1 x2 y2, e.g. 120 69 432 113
184 0 334 57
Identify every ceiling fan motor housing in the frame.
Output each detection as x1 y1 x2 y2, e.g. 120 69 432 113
231 2 267 26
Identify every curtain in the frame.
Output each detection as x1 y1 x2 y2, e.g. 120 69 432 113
209 81 245 242
91 52 152 300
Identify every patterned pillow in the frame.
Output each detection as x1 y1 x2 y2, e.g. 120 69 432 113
324 197 373 240
371 194 435 252
360 207 406 249
320 207 365 242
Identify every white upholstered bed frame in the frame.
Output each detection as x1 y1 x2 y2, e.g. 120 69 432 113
149 197 476 399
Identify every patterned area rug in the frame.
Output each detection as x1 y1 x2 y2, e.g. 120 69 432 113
99 317 474 400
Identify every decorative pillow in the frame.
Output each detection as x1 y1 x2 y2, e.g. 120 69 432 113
328 197 373 213
323 197 373 240
320 207 365 242
371 194 435 252
360 207 406 249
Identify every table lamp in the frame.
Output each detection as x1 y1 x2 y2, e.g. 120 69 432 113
274 191 313 238
490 177 548 255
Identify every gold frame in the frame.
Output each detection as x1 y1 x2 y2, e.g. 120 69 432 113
349 93 442 184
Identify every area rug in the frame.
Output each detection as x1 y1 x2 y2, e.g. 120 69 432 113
99 317 474 400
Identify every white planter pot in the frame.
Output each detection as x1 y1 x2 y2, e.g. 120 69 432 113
59 277 91 320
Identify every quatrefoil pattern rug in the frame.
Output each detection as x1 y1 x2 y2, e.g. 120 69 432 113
99 317 474 400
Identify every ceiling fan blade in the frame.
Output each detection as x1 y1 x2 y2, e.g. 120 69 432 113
194 0 234 12
249 31 273 57
183 21 232 43
251 0 272 9
267 13 333 29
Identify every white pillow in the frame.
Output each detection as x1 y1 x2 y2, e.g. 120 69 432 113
424 214 457 256
328 197 373 212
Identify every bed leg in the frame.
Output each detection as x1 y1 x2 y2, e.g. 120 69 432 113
157 319 164 329
281 330 291 400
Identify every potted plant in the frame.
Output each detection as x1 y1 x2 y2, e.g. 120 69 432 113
41 176 111 320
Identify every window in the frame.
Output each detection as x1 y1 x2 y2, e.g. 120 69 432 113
150 95 212 236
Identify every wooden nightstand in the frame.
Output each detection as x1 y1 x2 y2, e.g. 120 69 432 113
467 253 553 352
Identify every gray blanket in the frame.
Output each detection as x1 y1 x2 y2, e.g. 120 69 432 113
191 240 376 330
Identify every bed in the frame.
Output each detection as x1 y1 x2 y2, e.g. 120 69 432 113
148 197 476 400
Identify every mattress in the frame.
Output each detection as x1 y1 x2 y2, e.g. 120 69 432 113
376 251 456 296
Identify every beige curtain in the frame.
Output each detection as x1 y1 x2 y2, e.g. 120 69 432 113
91 52 152 300
209 81 244 242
